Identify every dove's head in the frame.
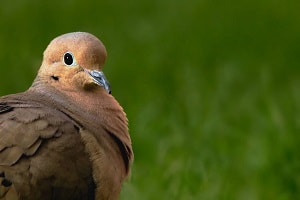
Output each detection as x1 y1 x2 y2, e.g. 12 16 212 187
38 32 111 93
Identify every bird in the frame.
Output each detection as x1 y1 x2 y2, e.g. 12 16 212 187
0 32 133 200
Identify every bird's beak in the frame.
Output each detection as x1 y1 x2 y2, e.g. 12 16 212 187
84 69 111 94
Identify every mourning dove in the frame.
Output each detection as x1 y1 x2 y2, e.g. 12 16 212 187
0 32 133 200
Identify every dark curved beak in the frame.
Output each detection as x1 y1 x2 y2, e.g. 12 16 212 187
85 69 111 94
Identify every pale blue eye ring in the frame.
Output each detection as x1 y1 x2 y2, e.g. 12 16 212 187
63 52 77 66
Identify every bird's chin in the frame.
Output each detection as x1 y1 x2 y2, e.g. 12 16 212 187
73 72 98 91
83 81 98 91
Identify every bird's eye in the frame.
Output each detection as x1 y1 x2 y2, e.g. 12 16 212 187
63 52 76 66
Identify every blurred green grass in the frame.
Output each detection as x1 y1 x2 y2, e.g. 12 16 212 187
0 0 300 199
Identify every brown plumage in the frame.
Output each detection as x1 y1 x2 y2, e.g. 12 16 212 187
0 32 133 200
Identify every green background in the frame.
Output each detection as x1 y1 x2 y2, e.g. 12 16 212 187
0 0 299 199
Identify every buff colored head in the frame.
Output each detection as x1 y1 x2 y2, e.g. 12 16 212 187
37 32 111 93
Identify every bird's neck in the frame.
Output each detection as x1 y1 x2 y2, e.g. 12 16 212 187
29 79 128 134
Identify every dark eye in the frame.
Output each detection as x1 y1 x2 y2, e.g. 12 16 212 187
63 52 75 66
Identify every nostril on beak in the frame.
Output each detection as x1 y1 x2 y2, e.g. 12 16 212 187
85 69 111 94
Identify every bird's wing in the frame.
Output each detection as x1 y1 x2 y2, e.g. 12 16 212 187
0 100 94 200
0 98 78 165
